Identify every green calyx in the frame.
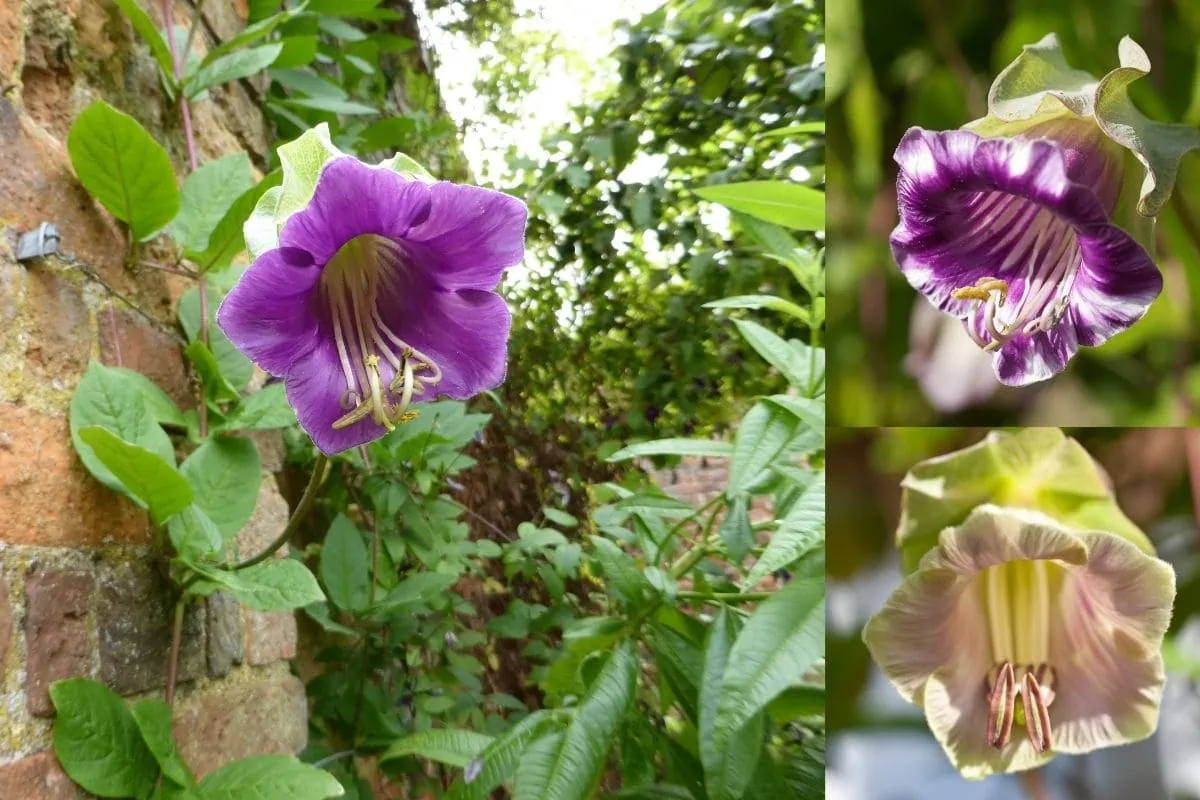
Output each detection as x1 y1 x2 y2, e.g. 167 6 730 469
243 123 438 259
896 428 1151 574
966 33 1200 218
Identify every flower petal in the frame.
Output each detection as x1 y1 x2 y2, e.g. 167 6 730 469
280 157 433 266
404 182 529 291
216 246 323 376
283 335 388 455
1048 532 1174 755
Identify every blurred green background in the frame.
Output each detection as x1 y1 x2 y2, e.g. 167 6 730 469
827 0 1200 427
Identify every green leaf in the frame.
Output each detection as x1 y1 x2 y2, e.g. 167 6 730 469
371 572 458 613
112 0 174 76
167 504 224 560
78 426 192 523
173 153 254 254
50 678 159 798
68 100 180 241
761 395 825 442
70 362 179 496
131 698 195 788
608 787 698 799
219 383 297 431
381 729 494 767
541 508 578 528
190 173 280 272
700 611 762 800
197 755 344 799
731 319 810 390
744 472 824 587
711 574 824 758
718 495 754 564
607 438 733 462
190 559 325 611
727 403 797 495
704 295 811 323
446 711 561 800
110 367 187 428
613 493 694 517
203 5 305 63
320 515 371 612
184 341 241 403
282 96 379 115
178 287 253 390
590 537 654 611
694 181 824 231
185 44 283 98
180 436 262 539
514 642 638 800
761 121 825 137
273 35 319 69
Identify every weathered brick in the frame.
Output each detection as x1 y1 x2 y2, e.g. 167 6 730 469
0 404 150 547
98 308 191 407
206 592 243 678
23 268 92 391
0 98 126 283
0 0 20 83
0 573 11 673
25 570 94 716
244 610 296 666
0 750 86 799
234 479 289 562
97 558 204 696
174 675 308 779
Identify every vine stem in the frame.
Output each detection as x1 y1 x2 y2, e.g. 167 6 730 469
676 591 769 604
165 597 186 705
234 453 329 570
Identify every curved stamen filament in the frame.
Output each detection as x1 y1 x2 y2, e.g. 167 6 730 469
1021 670 1053 753
323 235 444 433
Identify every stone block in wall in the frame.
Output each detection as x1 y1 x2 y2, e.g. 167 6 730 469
99 308 192 408
244 609 297 666
233 478 290 561
0 404 150 547
23 267 91 394
173 674 308 779
206 592 243 678
25 570 94 716
0 573 11 674
97 558 204 696
0 750 87 799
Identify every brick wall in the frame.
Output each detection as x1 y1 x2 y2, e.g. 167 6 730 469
0 0 305 791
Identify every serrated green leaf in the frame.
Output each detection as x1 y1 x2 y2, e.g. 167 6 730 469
68 100 180 240
185 43 283 98
607 438 733 462
189 559 324 611
718 495 754 564
381 729 493 767
731 319 809 390
282 96 379 115
711 575 824 758
694 181 824 231
51 678 159 798
760 396 825 442
320 515 371 612
704 295 811 323
445 711 561 800
173 153 254 254
203 5 305 64
370 572 458 614
514 642 637 800
179 436 261 539
745 472 824 587
590 537 654 611
131 698 195 788
219 383 297 431
197 755 343 799
727 403 797 495
700 610 762 800
78 426 192 523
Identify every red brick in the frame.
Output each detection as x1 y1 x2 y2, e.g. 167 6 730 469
244 610 297 666
25 571 94 716
23 269 92 389
0 404 150 547
173 675 307 779
0 98 126 284
99 308 192 408
0 573 11 672
0 751 86 799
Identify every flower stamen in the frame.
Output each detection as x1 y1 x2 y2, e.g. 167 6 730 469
986 661 1017 748
1020 668 1054 753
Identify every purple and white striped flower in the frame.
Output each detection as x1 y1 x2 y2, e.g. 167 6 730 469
217 129 527 455
891 35 1200 386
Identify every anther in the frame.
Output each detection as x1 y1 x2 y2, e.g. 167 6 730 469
1020 671 1053 753
985 661 1016 749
